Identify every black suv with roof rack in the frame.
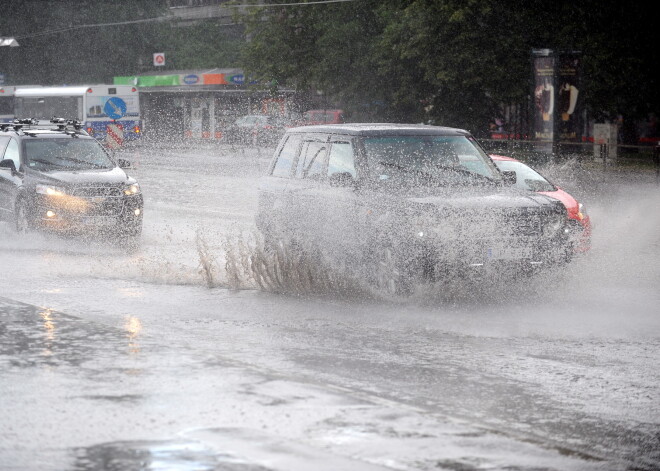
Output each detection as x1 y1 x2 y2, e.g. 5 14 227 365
0 118 143 240
256 123 572 295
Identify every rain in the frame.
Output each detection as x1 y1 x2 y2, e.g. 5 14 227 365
0 2 659 471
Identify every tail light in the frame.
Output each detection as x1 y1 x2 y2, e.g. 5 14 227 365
86 88 93 93
86 127 93 134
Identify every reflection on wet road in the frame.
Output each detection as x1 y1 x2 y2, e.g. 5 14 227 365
0 144 659 470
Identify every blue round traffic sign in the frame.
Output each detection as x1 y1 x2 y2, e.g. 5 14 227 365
104 97 127 120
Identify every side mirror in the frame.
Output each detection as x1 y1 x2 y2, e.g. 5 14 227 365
502 170 517 185
117 158 132 169
328 171 356 188
0 159 17 173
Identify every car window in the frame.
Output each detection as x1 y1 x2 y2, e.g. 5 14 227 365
327 141 356 178
363 135 499 183
23 138 115 171
2 138 20 169
235 116 257 126
271 134 301 178
296 140 327 179
493 159 556 192
0 135 10 156
16 96 83 120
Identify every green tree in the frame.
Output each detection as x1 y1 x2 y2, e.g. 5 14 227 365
0 1 244 84
236 0 658 136
0 0 170 84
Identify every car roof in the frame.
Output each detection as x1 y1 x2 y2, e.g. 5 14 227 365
285 123 471 136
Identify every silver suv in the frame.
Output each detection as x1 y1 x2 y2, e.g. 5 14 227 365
256 124 571 295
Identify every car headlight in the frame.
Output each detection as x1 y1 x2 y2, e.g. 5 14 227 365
35 184 66 196
124 183 140 196
543 213 565 237
577 202 587 220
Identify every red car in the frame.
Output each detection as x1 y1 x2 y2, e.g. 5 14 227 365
299 109 345 126
490 154 591 253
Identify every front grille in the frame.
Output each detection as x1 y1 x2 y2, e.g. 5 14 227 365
87 200 123 217
504 212 542 236
72 186 123 198
432 208 547 241
72 186 124 217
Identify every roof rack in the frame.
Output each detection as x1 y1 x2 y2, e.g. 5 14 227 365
0 118 38 132
50 117 84 131
0 117 87 134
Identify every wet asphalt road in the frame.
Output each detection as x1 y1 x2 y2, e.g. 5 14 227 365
0 141 659 470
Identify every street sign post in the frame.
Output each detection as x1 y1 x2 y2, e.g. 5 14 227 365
103 97 127 120
153 52 165 67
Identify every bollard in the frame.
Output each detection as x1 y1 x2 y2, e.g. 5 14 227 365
600 143 608 170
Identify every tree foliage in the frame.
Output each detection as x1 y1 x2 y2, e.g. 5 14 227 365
0 1 168 84
2 0 656 136
0 0 242 84
236 0 658 134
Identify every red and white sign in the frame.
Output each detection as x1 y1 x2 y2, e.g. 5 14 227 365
153 52 165 67
106 123 124 149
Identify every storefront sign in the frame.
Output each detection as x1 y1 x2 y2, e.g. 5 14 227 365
114 70 245 88
183 74 200 85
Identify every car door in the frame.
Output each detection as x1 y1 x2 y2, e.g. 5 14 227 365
0 136 22 219
320 136 364 261
286 133 329 247
256 133 301 240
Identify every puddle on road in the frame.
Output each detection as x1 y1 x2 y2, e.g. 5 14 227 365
73 439 269 471
72 427 392 471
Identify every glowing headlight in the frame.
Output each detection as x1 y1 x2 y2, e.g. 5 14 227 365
35 185 66 196
577 202 587 220
124 183 140 196
543 213 565 237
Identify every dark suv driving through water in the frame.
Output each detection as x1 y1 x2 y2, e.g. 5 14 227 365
256 124 572 295
0 119 143 241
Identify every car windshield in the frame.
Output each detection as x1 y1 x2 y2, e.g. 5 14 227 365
24 138 115 171
493 159 556 192
363 135 500 185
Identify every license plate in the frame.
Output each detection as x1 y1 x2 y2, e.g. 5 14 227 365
486 246 533 260
80 216 116 226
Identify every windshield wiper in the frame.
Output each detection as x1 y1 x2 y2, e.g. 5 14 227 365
56 156 107 169
378 160 406 170
29 158 57 167
434 165 495 182
377 161 450 185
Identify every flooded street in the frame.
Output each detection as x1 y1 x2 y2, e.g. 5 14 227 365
1 142 659 471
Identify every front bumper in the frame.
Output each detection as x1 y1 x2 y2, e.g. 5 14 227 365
30 192 143 234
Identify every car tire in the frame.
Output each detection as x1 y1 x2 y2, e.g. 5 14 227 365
14 199 32 234
373 244 413 297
